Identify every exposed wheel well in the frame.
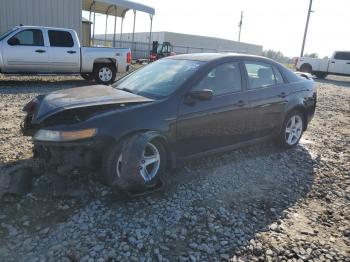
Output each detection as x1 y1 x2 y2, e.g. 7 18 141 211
93 58 117 70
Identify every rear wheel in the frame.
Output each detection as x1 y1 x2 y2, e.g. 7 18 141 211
277 111 304 148
300 64 312 74
314 72 327 79
93 63 116 85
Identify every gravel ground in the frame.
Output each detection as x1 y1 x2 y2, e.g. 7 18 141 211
0 73 349 261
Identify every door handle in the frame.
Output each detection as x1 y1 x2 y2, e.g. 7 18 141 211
347 62 350 65
331 61 335 64
67 50 76 54
35 49 46 53
278 92 287 98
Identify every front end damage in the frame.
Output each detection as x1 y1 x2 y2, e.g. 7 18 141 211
21 89 165 195
33 140 106 176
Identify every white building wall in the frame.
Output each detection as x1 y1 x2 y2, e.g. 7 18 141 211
98 31 262 55
0 0 82 39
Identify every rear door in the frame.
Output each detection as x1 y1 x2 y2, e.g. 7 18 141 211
46 29 80 73
176 61 250 157
328 52 350 75
243 61 288 138
3 28 48 73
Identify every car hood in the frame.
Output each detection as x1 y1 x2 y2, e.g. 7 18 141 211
32 85 153 123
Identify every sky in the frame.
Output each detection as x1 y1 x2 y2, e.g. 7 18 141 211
83 0 350 58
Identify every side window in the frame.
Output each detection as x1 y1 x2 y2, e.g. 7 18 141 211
334 52 350 60
273 66 285 84
194 62 242 95
244 61 277 89
48 30 74 47
8 29 44 46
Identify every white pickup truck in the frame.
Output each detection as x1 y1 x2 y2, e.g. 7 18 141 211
296 51 350 79
0 26 131 84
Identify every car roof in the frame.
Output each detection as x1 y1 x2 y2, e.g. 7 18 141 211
168 53 272 63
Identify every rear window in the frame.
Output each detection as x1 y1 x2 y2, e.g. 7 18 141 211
48 30 74 47
334 52 350 60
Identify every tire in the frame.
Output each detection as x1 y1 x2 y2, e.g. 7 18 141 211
300 64 312 74
93 63 116 85
277 110 305 148
314 72 327 79
81 73 93 81
102 137 166 193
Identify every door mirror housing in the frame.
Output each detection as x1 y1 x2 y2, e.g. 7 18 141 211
189 89 213 101
8 37 20 46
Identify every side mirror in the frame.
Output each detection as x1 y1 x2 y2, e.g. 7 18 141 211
189 89 213 100
8 37 20 46
184 89 213 105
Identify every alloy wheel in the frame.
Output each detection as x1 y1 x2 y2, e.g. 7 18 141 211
285 114 303 145
116 142 161 182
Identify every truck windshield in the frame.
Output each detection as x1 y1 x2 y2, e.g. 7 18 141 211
113 59 203 99
0 28 18 41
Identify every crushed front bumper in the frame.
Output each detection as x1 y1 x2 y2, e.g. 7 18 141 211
33 139 107 176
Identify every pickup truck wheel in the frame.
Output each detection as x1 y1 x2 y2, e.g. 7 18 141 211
300 64 312 74
81 73 93 81
314 72 327 79
94 64 116 85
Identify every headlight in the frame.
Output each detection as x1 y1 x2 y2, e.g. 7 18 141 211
34 128 97 142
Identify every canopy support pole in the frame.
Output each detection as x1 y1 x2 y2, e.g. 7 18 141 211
148 14 153 57
120 17 124 47
92 1 96 46
113 6 117 48
131 10 137 52
88 2 95 47
105 14 108 42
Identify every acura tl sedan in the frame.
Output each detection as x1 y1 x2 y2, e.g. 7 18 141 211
22 53 316 193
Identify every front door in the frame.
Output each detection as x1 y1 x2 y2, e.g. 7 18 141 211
176 61 250 157
3 29 48 73
47 29 80 73
328 52 350 75
243 61 289 138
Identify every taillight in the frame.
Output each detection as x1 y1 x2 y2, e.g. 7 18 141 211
127 52 132 64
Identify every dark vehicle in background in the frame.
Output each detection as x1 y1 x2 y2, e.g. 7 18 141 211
22 53 317 193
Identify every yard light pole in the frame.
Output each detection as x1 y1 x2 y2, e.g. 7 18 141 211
300 0 314 57
238 11 243 42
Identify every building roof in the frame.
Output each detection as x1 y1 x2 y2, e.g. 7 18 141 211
82 0 155 17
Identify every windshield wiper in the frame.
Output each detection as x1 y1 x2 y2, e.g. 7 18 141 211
117 87 135 94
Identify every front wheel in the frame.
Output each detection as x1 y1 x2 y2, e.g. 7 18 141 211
277 111 304 148
93 63 116 85
102 138 166 193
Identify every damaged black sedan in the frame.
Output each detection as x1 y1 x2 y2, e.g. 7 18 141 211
22 53 316 193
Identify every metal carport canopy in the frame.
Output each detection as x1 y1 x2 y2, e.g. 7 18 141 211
82 0 155 51
82 0 155 17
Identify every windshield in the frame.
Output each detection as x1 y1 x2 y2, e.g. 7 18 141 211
113 59 203 99
0 28 18 41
